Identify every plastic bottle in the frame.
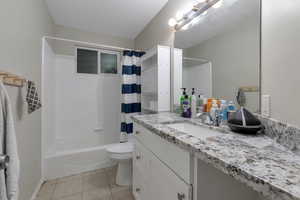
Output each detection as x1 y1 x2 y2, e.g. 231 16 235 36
182 95 191 118
202 98 208 113
210 100 219 124
190 88 197 118
220 100 228 125
197 94 204 114
180 88 187 114
227 101 236 120
207 98 214 113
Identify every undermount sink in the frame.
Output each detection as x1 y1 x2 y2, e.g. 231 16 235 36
166 122 222 139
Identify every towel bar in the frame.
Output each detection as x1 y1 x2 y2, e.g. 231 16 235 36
0 154 9 170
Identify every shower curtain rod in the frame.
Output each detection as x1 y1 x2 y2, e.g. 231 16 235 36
43 36 140 52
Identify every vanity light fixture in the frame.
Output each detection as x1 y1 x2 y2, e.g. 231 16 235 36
168 18 177 27
169 0 222 31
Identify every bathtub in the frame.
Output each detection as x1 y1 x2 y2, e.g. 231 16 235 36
44 144 117 180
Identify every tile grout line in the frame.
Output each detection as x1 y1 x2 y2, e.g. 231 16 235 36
105 168 114 200
38 166 120 200
50 182 57 200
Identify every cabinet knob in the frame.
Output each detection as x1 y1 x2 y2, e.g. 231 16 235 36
136 188 141 192
135 131 140 135
177 193 185 200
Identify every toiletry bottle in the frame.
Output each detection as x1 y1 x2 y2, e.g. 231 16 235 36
191 88 197 118
220 100 228 125
227 101 236 120
197 94 204 114
202 98 208 113
180 88 187 114
210 100 219 125
207 98 213 113
182 95 191 118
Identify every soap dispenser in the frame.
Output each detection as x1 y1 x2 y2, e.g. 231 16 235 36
180 88 187 114
190 88 197 118
182 94 191 118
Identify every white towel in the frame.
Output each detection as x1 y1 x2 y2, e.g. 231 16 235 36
0 82 20 200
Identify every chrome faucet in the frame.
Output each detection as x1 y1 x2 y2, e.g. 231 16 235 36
196 111 222 127
196 112 213 125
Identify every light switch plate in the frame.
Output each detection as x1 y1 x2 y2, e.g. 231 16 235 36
262 95 271 117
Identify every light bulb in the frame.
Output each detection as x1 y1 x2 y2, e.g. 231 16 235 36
176 11 184 20
212 0 223 8
168 18 177 27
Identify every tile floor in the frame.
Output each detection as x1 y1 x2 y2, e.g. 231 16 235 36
35 166 134 200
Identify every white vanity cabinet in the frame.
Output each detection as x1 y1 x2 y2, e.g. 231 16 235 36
133 123 192 200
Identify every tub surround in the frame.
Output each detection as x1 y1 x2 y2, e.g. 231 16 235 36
132 112 300 200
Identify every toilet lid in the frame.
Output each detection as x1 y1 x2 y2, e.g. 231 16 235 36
106 142 134 154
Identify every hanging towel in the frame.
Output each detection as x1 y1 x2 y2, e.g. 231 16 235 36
26 80 41 114
0 82 20 200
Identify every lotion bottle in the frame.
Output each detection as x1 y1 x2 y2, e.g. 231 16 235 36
191 88 197 118
182 95 191 118
180 88 187 114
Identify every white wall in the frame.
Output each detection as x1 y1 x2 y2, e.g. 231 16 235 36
54 55 121 152
42 40 57 156
184 17 260 112
182 62 212 98
0 1 54 200
135 0 195 50
173 48 183 105
262 0 300 127
54 25 135 56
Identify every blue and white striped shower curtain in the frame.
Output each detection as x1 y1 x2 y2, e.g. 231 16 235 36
120 51 145 142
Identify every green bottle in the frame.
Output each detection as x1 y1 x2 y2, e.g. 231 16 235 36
180 88 187 114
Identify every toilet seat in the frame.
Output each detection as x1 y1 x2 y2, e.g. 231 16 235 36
106 142 134 160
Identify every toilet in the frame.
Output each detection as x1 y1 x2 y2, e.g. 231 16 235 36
106 142 134 186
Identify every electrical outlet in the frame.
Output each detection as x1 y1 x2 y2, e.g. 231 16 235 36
262 95 271 117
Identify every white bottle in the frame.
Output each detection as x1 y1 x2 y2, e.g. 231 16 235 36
210 100 219 123
191 88 197 118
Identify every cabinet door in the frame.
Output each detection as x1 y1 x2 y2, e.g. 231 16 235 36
133 140 150 200
133 164 148 200
149 152 192 200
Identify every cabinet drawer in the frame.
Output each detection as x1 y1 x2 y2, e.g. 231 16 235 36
149 147 192 200
134 123 191 184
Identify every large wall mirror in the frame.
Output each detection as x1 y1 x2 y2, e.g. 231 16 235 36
172 0 261 113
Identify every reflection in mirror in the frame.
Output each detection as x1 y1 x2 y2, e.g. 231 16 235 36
173 0 260 113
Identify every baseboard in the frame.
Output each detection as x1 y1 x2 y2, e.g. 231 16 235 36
30 179 44 200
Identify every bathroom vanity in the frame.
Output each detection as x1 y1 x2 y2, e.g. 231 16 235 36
132 122 193 200
132 112 300 200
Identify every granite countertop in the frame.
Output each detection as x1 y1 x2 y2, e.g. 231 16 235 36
131 112 300 200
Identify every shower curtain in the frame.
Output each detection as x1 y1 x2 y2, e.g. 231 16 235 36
120 50 145 142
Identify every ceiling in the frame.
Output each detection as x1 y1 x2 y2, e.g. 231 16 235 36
45 0 168 40
175 0 260 49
